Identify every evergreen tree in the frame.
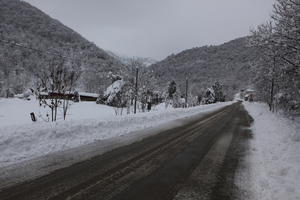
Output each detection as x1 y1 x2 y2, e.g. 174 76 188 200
168 80 177 98
212 81 225 102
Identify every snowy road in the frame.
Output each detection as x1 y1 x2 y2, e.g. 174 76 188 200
0 102 253 200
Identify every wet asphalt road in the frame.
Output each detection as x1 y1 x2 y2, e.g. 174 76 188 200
0 102 253 200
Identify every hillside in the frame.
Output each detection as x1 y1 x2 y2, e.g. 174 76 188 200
0 0 124 96
0 0 260 100
106 51 157 67
149 37 259 99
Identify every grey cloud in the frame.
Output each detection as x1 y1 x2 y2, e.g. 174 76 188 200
24 0 275 60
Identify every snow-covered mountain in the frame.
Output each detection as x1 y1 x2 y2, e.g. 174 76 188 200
106 51 157 67
0 0 124 96
149 37 259 99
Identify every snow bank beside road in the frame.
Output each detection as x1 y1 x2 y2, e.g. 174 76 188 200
0 99 233 167
240 102 300 200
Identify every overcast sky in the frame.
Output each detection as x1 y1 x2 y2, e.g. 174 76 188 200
24 0 275 60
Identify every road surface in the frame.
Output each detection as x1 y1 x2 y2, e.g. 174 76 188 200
0 102 253 200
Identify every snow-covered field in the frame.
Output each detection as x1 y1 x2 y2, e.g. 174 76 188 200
0 98 233 168
0 98 115 127
238 102 300 200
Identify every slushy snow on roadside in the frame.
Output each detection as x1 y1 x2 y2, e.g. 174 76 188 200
239 102 300 200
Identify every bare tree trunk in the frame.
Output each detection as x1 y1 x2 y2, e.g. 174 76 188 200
63 98 69 120
270 77 275 111
269 57 276 112
127 105 130 114
185 77 188 108
54 99 58 121
134 68 138 114
63 91 71 120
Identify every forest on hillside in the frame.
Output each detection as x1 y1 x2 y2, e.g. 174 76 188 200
0 0 124 97
149 37 260 99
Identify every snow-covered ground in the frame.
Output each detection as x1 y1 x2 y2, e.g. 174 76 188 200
0 98 115 126
238 102 300 200
0 98 233 168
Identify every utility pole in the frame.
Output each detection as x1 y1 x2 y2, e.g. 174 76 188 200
134 67 139 114
185 76 188 108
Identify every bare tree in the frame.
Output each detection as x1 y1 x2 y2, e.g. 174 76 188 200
121 58 159 114
250 0 300 112
250 22 281 111
62 54 81 120
36 55 81 121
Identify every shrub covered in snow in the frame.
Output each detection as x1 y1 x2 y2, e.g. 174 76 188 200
99 79 129 108
201 82 225 104
14 89 34 100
